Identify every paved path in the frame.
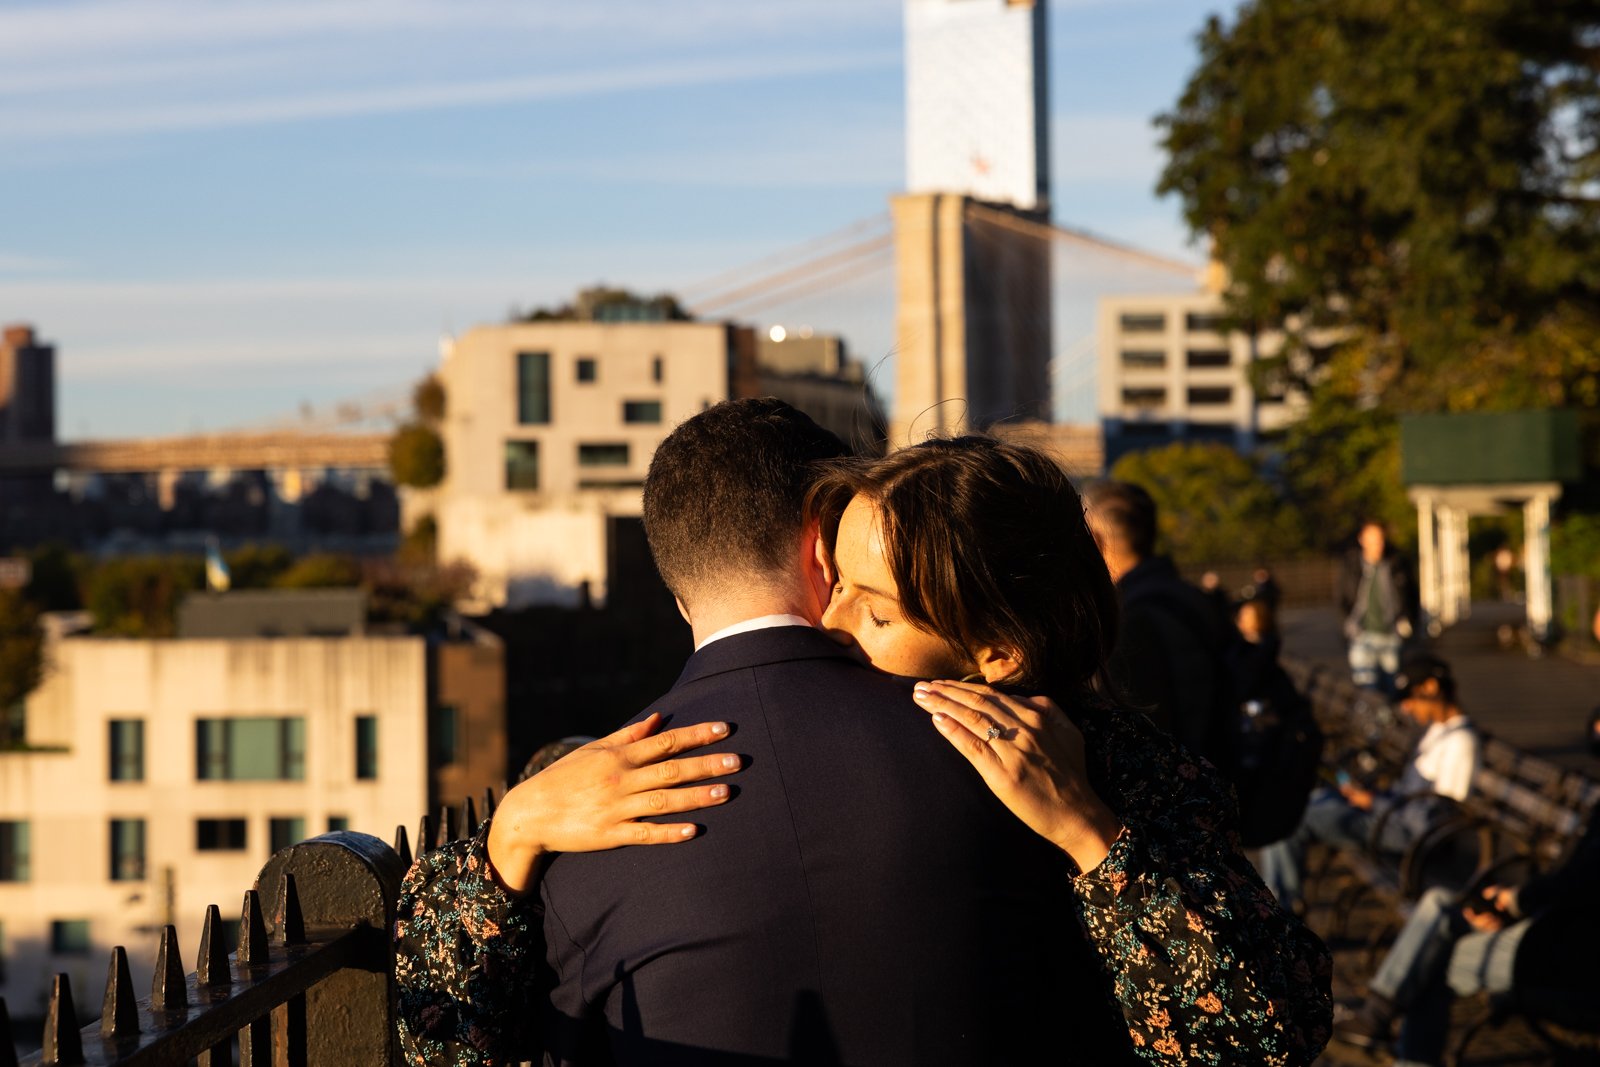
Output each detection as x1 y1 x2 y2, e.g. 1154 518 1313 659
1281 603 1600 773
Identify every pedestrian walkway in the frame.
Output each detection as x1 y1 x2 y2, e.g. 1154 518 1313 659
1281 602 1600 773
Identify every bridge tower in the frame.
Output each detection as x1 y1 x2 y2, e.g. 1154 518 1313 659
892 0 1052 445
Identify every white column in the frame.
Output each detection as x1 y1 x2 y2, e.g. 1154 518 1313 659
1438 506 1467 627
1416 493 1439 632
1525 491 1554 640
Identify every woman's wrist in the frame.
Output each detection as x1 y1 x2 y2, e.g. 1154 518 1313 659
1052 798 1124 874
485 806 549 898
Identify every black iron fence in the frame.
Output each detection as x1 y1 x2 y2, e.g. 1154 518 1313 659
5 788 496 1067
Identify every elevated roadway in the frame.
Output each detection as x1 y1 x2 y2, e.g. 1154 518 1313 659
0 432 391 475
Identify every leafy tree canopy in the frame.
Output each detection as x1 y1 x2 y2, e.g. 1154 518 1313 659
389 422 445 488
1110 442 1311 563
520 286 690 323
1160 0 1600 383
1158 0 1600 539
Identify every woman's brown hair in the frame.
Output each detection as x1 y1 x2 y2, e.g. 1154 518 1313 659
807 435 1119 701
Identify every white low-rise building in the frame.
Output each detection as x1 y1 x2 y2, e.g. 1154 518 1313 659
1097 290 1310 464
0 629 436 1019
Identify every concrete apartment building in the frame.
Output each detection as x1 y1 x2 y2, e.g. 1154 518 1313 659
0 597 504 1019
427 316 880 610
1097 290 1309 464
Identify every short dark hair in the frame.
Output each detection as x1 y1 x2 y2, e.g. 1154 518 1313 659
808 436 1118 700
1397 653 1456 704
643 398 847 601
1082 479 1157 560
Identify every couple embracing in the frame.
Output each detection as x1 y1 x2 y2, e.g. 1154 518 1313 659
396 398 1332 1066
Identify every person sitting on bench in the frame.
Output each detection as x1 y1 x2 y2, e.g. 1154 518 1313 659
1333 808 1600 1066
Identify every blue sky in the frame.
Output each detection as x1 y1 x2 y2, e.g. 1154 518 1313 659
0 0 1223 439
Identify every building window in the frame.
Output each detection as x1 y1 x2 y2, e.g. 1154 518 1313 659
431 704 459 765
622 400 662 425
577 478 646 490
1118 312 1166 333
575 357 598 383
354 715 378 780
577 443 630 467
1120 350 1166 370
505 440 540 491
1187 386 1234 406
516 351 551 424
0 821 29 882
110 818 146 882
327 816 350 833
51 920 91 957
269 817 306 854
1121 387 1167 410
651 356 664 383
1185 312 1227 332
196 818 248 852
1186 349 1231 369
109 719 145 782
196 717 305 781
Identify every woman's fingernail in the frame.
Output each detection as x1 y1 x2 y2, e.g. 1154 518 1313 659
931 712 951 729
680 826 697 838
913 681 931 694
710 785 729 799
710 722 728 736
721 755 740 769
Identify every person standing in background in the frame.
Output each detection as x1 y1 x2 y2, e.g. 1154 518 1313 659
1338 519 1419 695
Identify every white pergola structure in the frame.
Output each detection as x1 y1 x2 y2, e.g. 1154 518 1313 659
1409 482 1563 637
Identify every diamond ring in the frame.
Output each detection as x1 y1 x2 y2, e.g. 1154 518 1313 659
984 724 1002 742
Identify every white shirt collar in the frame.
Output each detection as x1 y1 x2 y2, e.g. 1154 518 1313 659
694 614 815 652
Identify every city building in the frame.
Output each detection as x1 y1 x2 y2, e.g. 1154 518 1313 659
905 0 1049 212
0 324 55 447
423 316 881 610
0 598 503 1018
892 0 1052 446
1096 289 1310 464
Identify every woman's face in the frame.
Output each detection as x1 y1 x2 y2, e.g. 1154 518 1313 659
819 495 977 679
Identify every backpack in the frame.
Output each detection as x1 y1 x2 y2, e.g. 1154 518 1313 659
1122 582 1323 847
1222 642 1324 847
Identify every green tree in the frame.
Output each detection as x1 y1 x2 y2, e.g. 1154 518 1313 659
275 553 363 589
0 588 43 744
85 556 203 637
1111 442 1310 564
1158 0 1600 531
413 375 446 424
225 544 293 589
389 422 445 488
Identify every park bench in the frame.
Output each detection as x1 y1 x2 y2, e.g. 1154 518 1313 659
1285 658 1600 1063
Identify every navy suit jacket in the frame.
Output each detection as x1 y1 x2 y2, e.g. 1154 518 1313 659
538 626 1133 1066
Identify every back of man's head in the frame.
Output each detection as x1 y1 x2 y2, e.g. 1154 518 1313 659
1083 480 1157 562
644 398 847 604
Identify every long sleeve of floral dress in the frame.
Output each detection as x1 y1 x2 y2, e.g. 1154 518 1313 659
1070 707 1333 1066
394 824 545 1067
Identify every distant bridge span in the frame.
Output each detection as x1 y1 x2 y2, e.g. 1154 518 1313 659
0 432 391 475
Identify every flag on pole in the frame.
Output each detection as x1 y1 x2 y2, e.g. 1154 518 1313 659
205 539 231 593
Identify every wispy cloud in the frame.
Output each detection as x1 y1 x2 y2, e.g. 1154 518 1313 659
2 50 898 141
0 251 69 273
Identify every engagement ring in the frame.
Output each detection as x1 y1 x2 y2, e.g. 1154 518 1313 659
984 725 1002 742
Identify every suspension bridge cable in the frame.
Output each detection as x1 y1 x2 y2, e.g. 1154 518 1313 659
710 244 895 319
689 232 895 318
679 213 891 305
965 202 1200 276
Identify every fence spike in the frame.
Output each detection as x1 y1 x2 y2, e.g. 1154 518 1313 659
275 872 306 946
197 904 231 986
435 804 456 848
238 889 269 965
393 824 413 869
0 996 19 1067
462 795 479 838
151 924 187 1011
417 813 435 857
42 973 84 1065
100 946 139 1039
483 786 497 819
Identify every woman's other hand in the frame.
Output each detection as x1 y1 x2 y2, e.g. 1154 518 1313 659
486 713 741 896
912 680 1123 874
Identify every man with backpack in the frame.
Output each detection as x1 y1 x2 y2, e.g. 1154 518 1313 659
1084 481 1322 847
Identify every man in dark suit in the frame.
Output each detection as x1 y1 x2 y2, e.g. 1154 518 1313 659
530 399 1130 1065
